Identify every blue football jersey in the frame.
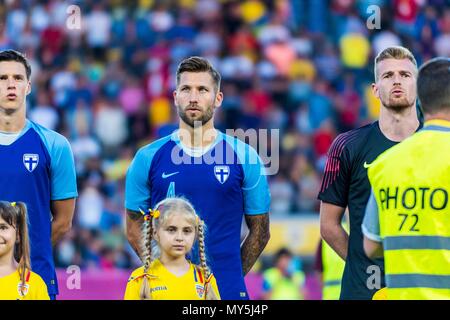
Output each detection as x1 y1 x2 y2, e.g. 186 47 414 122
0 120 78 295
125 130 271 300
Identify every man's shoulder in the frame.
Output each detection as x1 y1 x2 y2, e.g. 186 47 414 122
330 122 377 157
27 120 71 151
220 131 260 160
128 135 174 176
135 134 173 158
335 122 376 148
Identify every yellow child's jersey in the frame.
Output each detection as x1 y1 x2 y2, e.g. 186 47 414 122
124 259 221 300
0 269 50 300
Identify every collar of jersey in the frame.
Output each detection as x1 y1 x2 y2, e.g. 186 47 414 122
170 129 223 157
424 119 450 130
0 120 31 145
153 258 194 279
0 119 31 135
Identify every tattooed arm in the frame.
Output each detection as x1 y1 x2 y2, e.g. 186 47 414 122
241 213 270 275
126 209 144 261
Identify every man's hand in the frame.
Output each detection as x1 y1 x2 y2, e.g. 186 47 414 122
363 236 384 259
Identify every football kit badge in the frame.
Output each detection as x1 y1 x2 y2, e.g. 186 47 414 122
214 165 230 184
23 154 39 172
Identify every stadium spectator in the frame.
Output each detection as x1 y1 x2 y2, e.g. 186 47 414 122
262 247 305 300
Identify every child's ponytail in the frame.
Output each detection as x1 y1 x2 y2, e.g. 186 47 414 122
15 202 31 296
198 219 219 300
139 210 154 300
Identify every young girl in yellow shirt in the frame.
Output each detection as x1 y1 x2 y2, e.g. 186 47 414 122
124 197 220 300
0 201 49 300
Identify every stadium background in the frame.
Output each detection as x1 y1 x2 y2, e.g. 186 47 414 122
1 0 449 299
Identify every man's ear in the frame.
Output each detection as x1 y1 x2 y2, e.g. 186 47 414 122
173 89 178 107
214 91 223 108
26 81 31 95
371 83 379 99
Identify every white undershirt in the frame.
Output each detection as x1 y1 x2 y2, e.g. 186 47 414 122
0 131 21 146
176 129 219 157
180 142 215 157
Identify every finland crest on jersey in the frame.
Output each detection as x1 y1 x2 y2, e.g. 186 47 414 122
23 154 39 172
214 165 230 184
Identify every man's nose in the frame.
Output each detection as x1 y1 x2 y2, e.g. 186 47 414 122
7 78 16 88
189 90 199 102
392 73 402 85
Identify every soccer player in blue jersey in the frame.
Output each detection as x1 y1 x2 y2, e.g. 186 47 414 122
125 56 271 300
0 50 77 299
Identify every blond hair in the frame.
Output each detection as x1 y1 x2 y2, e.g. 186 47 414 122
374 46 417 81
0 201 31 296
139 197 219 300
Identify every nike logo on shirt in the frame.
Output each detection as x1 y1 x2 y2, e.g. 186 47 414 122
162 172 179 179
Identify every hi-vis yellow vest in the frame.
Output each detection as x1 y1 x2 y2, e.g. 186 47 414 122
263 268 305 300
322 223 347 300
367 120 450 300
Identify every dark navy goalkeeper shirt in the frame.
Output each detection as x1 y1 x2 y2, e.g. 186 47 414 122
318 121 399 300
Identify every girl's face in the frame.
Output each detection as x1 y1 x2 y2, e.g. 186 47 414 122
155 212 196 260
0 216 16 259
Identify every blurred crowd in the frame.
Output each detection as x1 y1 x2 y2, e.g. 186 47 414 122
1 0 449 270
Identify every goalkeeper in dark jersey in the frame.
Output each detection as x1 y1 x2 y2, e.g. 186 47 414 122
318 46 422 300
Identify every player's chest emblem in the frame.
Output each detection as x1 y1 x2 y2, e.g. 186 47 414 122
214 165 230 184
23 154 39 172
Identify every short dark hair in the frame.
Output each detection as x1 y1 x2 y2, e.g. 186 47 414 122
374 46 417 82
176 56 221 91
0 50 32 80
417 57 450 115
274 247 292 263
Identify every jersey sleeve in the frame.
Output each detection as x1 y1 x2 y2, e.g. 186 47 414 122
125 147 153 212
362 190 381 242
50 135 78 200
123 270 143 300
39 130 78 200
125 137 170 212
317 133 353 208
235 138 271 215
